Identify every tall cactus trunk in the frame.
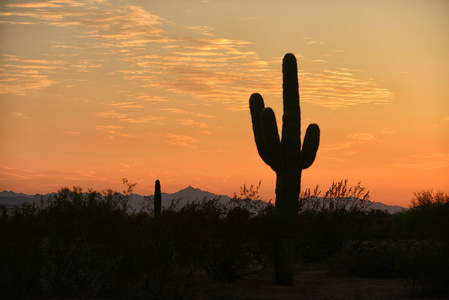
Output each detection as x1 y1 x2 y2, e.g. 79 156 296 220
276 169 301 226
249 53 320 285
274 170 301 284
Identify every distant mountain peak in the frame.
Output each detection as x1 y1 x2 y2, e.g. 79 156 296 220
178 186 203 193
0 190 33 198
185 185 199 190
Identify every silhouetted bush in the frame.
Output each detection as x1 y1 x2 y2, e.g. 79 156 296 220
295 180 375 262
0 186 276 298
0 188 195 299
1 184 447 298
156 197 273 283
389 190 449 295
331 189 449 295
393 190 449 240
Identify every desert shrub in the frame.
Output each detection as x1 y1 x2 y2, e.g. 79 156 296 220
334 239 448 295
332 189 449 295
397 240 449 296
157 197 272 283
38 188 131 246
389 190 449 295
0 202 45 298
410 189 449 208
200 205 273 283
333 239 404 277
0 187 197 299
12 181 444 297
296 180 374 262
394 190 449 240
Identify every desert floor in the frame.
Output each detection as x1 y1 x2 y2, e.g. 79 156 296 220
190 263 446 300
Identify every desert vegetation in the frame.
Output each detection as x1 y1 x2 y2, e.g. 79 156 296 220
1 180 448 299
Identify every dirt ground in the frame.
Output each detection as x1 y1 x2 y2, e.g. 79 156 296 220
189 263 447 300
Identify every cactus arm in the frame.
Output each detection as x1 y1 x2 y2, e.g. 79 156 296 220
250 93 284 173
249 93 268 163
261 108 284 173
299 123 320 169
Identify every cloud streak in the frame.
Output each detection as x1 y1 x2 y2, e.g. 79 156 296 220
94 110 165 124
299 69 393 108
394 153 449 170
320 132 379 154
177 119 208 128
0 54 65 95
0 0 394 109
163 133 198 149
95 125 134 139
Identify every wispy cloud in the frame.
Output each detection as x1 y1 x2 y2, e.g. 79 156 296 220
121 116 165 123
95 125 134 139
12 112 30 119
306 40 326 45
7 2 61 8
118 162 141 169
302 37 326 45
160 108 216 118
106 101 144 109
69 61 101 73
0 54 65 95
95 111 127 119
113 91 168 103
177 119 208 128
0 0 394 108
0 165 33 180
1 171 32 180
94 110 165 124
0 164 12 170
7 0 84 8
0 165 32 180
348 133 378 142
393 153 449 170
187 25 215 36
299 69 393 108
320 132 379 154
163 133 198 149
381 129 397 135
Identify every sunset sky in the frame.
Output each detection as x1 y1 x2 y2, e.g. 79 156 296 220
1 0 448 207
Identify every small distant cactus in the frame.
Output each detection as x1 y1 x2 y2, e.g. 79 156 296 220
249 53 320 285
154 179 161 218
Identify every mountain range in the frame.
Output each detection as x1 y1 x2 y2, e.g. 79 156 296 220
0 187 406 214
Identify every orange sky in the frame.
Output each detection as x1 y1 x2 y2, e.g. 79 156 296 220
1 0 448 207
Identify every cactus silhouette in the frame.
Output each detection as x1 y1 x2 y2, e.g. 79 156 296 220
154 179 161 219
249 53 320 285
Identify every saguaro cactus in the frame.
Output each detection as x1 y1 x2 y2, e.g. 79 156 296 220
154 179 161 219
249 53 320 285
